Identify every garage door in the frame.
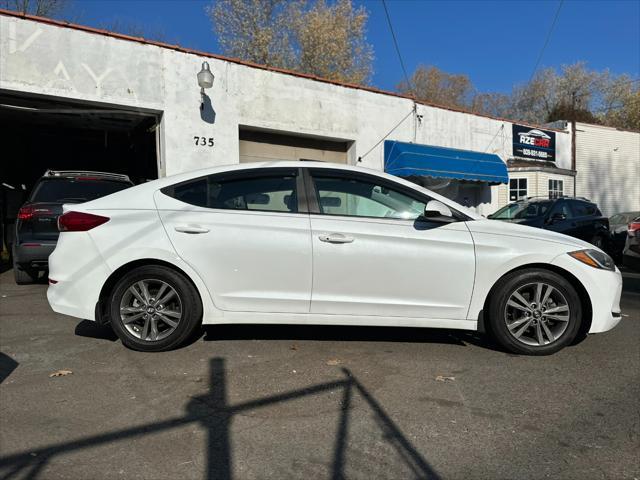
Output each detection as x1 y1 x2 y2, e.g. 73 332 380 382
239 129 349 164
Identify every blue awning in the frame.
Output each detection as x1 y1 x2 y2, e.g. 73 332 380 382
384 140 509 184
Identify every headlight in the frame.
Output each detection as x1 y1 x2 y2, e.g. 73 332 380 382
568 249 615 271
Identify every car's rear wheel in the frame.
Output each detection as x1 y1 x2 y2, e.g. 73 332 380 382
488 269 582 355
108 265 202 352
13 262 37 285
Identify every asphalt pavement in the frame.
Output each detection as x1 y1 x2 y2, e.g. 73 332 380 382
0 269 639 480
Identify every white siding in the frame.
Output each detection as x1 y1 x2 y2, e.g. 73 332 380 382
575 123 640 216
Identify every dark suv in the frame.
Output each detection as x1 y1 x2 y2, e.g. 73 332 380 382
488 197 610 249
13 170 133 284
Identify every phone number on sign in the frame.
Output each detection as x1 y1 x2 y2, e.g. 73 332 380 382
522 148 550 159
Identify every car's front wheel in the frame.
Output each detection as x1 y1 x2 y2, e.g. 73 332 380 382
488 269 582 355
108 265 203 352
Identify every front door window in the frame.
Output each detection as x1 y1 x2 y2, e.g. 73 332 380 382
310 174 428 221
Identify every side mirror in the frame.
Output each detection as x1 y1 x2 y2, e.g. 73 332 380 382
423 200 454 221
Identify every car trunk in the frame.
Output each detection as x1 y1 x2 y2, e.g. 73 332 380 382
17 202 67 243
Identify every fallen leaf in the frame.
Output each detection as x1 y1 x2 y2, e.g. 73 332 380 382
290 344 298 351
326 359 341 366
49 369 73 378
435 375 455 382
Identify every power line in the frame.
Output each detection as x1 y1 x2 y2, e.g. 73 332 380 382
381 0 414 96
528 0 564 83
484 124 505 153
358 108 415 162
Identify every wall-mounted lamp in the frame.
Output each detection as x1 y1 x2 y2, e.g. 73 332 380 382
197 61 214 110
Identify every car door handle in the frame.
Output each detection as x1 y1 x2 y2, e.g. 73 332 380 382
318 233 354 244
174 225 210 234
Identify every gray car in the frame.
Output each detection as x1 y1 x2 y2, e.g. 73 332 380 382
609 211 640 259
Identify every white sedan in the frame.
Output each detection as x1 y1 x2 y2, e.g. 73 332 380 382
47 162 623 355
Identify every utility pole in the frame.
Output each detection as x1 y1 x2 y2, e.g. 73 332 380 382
571 91 577 197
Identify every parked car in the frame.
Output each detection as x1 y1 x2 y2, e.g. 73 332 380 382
13 170 133 284
47 162 622 355
622 217 640 271
488 197 610 249
609 211 640 259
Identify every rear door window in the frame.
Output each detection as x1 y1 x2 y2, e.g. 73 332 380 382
162 169 300 213
571 201 597 217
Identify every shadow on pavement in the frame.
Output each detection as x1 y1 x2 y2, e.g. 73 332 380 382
0 357 441 479
0 352 18 384
202 323 505 353
74 320 118 342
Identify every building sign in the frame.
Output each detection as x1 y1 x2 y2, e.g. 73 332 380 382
512 125 556 162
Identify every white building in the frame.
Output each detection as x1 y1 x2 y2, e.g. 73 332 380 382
573 122 640 216
1 10 636 218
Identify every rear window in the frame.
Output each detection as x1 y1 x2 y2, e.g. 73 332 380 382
30 178 132 203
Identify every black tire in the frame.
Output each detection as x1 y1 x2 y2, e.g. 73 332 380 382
13 262 37 285
108 265 203 352
487 268 582 355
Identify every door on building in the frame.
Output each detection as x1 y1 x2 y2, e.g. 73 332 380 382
239 128 350 164
155 167 313 313
305 168 476 320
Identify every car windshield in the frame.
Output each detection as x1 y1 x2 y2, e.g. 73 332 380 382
30 178 131 203
491 201 552 220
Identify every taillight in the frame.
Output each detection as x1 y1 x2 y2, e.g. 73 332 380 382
58 211 109 232
629 222 640 237
18 206 53 220
17 206 34 220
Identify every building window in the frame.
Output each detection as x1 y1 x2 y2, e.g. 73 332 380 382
509 178 528 201
549 179 564 199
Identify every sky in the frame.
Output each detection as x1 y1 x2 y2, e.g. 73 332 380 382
55 0 640 94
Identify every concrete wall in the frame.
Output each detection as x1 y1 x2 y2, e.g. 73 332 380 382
1 14 572 216
574 123 640 216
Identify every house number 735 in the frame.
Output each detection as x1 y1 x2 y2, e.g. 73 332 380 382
194 136 214 147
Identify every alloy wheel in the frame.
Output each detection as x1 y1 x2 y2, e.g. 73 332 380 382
119 279 183 342
504 282 570 346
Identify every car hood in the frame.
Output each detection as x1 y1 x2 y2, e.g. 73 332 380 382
467 219 593 249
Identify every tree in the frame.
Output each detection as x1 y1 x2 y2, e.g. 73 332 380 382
598 74 640 131
397 65 474 108
1 0 67 17
207 0 373 84
471 92 513 119
290 0 372 84
398 61 638 130
207 0 296 68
